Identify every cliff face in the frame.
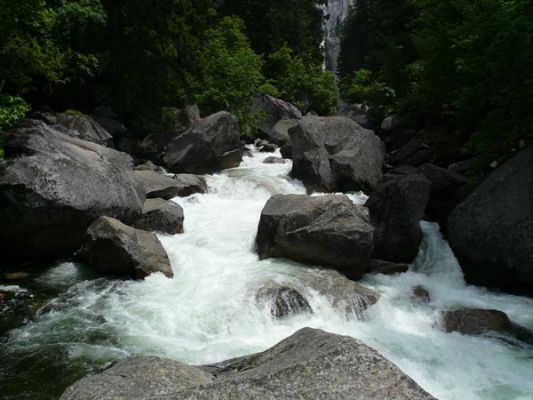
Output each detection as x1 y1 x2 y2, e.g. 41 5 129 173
323 0 353 73
324 0 352 37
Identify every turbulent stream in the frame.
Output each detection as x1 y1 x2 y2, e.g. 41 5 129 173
1 149 533 400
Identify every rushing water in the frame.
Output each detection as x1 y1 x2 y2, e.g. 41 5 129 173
1 149 533 400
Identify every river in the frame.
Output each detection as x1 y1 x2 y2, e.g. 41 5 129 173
1 148 533 399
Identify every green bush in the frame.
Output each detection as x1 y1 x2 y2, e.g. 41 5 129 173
195 16 265 136
265 46 339 114
0 94 30 159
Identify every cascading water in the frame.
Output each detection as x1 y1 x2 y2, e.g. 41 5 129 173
1 149 533 400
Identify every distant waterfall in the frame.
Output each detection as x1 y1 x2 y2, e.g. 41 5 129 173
322 0 354 73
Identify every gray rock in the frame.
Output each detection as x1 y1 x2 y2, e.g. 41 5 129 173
135 171 207 200
172 174 208 196
267 119 298 146
251 94 302 137
365 174 431 263
442 309 512 336
61 329 435 400
256 284 312 319
135 170 183 200
133 199 184 235
164 111 242 174
134 160 166 173
418 163 470 221
303 270 380 318
412 286 431 304
60 356 213 400
447 146 533 291
263 157 286 164
381 114 400 131
0 120 145 266
367 259 409 275
77 216 173 279
280 142 292 159
336 103 370 128
259 143 278 153
389 138 431 167
290 116 385 192
256 195 374 280
55 112 114 146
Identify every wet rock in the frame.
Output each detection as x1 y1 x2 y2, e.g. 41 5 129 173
365 174 431 263
263 157 286 164
256 284 312 319
256 194 374 280
447 145 533 292
280 142 292 159
132 199 184 235
412 286 431 304
448 158 475 176
164 111 242 174
251 94 302 138
305 270 380 318
60 356 213 400
135 170 184 200
367 259 409 275
0 120 145 266
442 309 512 336
172 174 207 196
61 328 435 400
77 216 173 279
290 116 385 192
259 144 278 153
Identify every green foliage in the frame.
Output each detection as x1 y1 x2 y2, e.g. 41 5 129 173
0 94 30 159
195 17 265 135
265 46 339 115
220 0 326 63
339 0 533 163
344 69 396 121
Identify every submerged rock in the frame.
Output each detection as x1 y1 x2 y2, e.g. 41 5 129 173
263 156 286 164
447 145 533 292
442 309 512 336
77 216 173 279
163 111 242 174
412 286 431 304
305 270 380 319
365 174 431 263
256 284 312 319
290 116 385 192
133 198 184 235
61 328 435 400
0 120 145 266
256 194 374 280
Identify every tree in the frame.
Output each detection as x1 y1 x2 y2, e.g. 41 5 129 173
195 16 264 134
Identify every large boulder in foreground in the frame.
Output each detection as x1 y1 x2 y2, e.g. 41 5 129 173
447 146 533 291
163 111 242 174
132 198 184 235
77 216 173 279
290 116 385 192
0 120 145 266
365 175 431 263
61 328 435 400
256 195 374 280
